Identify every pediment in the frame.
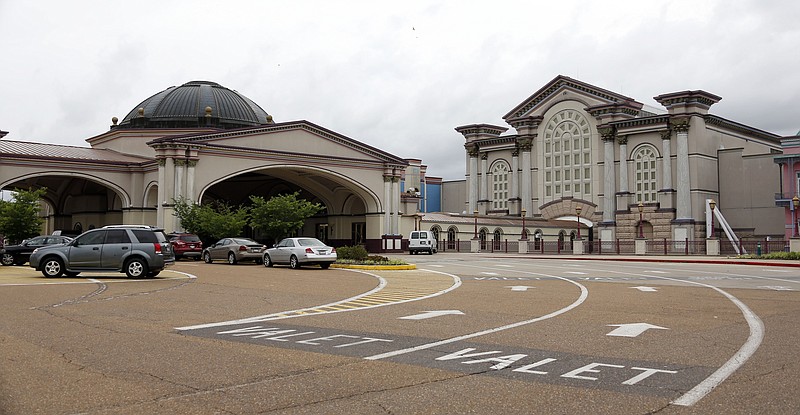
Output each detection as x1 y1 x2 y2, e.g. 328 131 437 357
503 75 642 122
150 121 406 165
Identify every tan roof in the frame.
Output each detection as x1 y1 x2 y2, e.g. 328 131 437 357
0 140 151 163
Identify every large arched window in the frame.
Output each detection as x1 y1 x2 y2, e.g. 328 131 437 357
634 145 659 203
543 109 593 202
491 161 510 210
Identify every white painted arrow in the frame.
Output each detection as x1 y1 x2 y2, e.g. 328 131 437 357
607 323 669 337
399 310 465 320
506 285 535 291
630 286 658 292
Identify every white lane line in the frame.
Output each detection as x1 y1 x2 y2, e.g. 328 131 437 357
493 259 766 406
667 277 764 406
176 269 462 331
365 266 588 361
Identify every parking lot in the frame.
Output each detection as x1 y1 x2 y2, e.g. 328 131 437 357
1 253 799 414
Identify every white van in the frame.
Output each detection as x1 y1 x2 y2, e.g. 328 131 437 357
408 230 437 255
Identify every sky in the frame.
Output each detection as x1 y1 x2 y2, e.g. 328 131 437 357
1 0 798 180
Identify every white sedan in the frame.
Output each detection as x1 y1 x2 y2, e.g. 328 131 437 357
263 237 337 269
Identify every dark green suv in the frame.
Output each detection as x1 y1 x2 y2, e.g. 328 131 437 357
29 225 175 278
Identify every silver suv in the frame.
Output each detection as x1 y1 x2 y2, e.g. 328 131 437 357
29 225 175 278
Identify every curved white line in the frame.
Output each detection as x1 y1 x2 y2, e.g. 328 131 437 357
366 266 588 361
177 268 464 331
513 260 765 407
176 270 387 331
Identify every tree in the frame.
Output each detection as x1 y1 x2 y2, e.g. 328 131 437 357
0 188 47 244
249 192 322 243
172 198 249 243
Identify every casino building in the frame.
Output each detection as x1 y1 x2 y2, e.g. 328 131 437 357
0 76 791 252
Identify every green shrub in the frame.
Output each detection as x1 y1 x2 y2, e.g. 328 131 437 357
336 245 369 261
738 251 800 260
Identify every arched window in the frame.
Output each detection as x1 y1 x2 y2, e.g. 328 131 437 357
543 110 593 202
493 229 502 250
491 162 510 210
534 229 543 250
430 226 441 251
634 145 659 203
479 229 487 250
447 226 457 249
558 230 566 250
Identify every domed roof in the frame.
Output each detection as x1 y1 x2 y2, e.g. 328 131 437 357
116 80 273 130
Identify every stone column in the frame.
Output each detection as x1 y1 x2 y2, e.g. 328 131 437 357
391 175 400 234
479 153 489 213
520 138 532 215
186 160 197 202
673 119 691 220
618 136 629 194
383 175 392 234
174 159 185 201
600 127 616 223
156 158 166 228
467 146 479 214
660 130 673 190
510 149 520 200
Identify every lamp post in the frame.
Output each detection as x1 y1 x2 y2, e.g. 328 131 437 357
638 202 644 239
793 197 800 238
575 205 582 239
473 210 478 239
521 208 527 240
708 199 716 238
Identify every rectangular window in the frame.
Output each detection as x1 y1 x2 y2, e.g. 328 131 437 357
565 170 571 180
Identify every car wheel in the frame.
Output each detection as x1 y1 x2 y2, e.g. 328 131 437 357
41 257 64 278
64 271 80 277
147 271 160 278
264 254 273 267
289 255 300 269
227 252 237 265
125 257 149 279
429 248 434 255
1 253 14 266
203 252 212 263
320 263 331 269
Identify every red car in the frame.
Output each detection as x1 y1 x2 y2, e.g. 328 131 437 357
169 233 203 260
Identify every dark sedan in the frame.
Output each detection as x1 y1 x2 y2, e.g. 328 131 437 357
1 235 73 266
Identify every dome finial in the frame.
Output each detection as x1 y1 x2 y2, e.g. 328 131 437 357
205 106 213 117
137 108 144 117
111 117 118 125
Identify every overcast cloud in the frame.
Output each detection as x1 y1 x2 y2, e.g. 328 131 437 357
1 0 798 180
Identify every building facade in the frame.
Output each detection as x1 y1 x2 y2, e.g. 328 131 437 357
437 75 784 245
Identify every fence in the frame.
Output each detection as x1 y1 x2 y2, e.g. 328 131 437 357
434 238 786 256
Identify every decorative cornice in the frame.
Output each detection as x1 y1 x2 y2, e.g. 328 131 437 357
504 75 639 121
704 115 781 143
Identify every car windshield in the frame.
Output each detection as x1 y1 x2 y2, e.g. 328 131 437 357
297 238 325 247
232 238 258 245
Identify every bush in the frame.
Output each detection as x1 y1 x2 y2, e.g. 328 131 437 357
336 245 369 261
740 251 800 260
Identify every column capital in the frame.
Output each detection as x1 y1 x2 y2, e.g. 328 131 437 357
660 129 672 141
617 135 628 146
512 148 520 157
670 117 691 133
517 136 533 151
465 143 480 157
597 126 616 141
481 152 488 161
